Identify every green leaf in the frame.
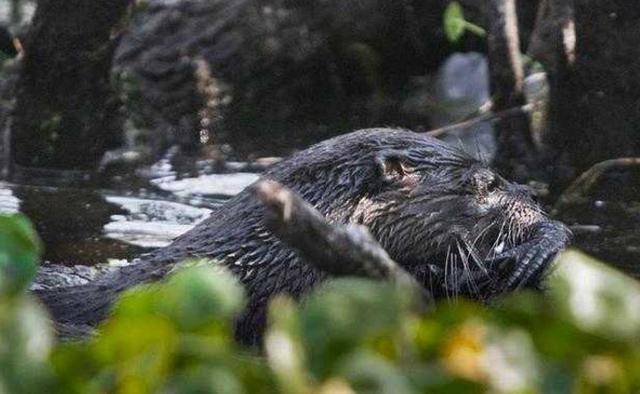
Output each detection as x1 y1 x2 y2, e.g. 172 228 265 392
113 263 246 332
443 2 466 43
549 249 640 341
0 214 42 295
298 279 415 378
265 297 310 394
0 297 55 393
443 2 486 43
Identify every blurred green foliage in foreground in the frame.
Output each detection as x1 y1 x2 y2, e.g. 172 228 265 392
1 213 640 393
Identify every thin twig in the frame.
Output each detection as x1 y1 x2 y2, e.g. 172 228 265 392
426 103 532 138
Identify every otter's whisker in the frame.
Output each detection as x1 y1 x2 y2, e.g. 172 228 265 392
469 222 497 268
457 239 480 297
488 218 508 260
461 234 486 276
444 244 455 299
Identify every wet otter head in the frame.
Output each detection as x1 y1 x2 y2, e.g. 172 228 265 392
268 128 553 298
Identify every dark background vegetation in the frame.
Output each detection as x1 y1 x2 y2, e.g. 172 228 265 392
2 1 639 177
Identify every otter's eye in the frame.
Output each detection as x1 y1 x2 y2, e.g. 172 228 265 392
486 175 499 192
376 150 415 186
471 170 499 195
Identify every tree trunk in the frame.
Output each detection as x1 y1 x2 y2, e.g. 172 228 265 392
540 0 640 188
11 0 129 170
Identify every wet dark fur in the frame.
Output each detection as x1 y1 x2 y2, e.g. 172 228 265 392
36 129 570 345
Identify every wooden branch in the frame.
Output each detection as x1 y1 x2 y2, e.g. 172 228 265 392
555 157 640 211
426 103 533 138
487 0 536 177
251 180 430 303
487 0 525 109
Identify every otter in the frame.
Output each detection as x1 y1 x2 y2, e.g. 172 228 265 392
37 128 570 344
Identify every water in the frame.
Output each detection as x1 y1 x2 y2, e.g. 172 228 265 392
560 200 640 278
0 153 262 267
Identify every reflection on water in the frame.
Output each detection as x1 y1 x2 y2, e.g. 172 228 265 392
7 183 137 265
0 186 19 213
104 196 212 248
0 153 260 266
151 172 260 199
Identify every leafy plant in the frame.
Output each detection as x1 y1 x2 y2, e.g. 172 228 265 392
1 215 640 393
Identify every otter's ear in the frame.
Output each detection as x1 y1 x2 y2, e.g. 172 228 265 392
375 150 411 183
